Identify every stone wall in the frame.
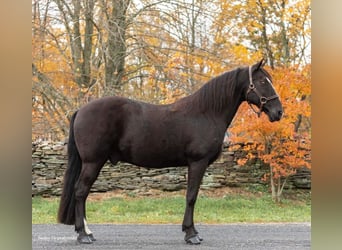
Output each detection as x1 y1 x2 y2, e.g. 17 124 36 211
32 141 311 196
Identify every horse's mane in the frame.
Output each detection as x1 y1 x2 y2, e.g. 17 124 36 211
180 68 241 113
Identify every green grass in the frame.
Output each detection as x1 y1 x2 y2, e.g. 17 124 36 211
32 191 311 224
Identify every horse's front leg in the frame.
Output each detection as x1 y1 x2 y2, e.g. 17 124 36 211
182 159 207 244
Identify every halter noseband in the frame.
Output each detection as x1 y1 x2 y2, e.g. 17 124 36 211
246 66 279 117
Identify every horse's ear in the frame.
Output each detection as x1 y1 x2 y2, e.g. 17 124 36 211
252 59 265 71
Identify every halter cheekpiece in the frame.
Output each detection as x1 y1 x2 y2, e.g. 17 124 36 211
246 66 279 117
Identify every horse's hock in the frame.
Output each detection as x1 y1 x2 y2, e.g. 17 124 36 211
32 141 311 196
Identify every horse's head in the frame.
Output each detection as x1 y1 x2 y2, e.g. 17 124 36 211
245 59 283 122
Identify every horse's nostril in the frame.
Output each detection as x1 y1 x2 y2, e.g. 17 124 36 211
278 110 283 117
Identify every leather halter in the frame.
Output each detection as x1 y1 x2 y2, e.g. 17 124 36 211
246 66 279 117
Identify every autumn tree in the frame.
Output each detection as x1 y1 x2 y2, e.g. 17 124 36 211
214 0 311 67
32 0 134 139
230 66 311 202
32 0 75 137
124 0 228 103
208 0 311 201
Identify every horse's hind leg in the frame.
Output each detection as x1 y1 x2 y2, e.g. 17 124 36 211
74 161 104 244
182 159 207 244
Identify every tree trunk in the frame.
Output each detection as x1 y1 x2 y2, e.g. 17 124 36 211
257 0 275 69
82 0 95 86
279 0 290 66
55 0 97 90
104 0 130 95
270 165 276 201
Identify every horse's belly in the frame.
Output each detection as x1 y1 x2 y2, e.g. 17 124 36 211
120 143 187 168
118 124 188 167
136 151 188 168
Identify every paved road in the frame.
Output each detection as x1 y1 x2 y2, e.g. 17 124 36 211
32 223 310 250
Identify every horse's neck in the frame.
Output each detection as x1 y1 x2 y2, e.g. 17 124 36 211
220 83 245 128
222 98 243 128
206 71 245 126
175 74 245 127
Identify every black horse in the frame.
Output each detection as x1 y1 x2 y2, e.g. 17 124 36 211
58 59 283 245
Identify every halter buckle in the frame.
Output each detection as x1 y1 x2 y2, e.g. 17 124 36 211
260 97 267 104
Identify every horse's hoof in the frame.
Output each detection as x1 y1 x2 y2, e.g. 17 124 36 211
194 229 203 241
196 233 203 241
77 235 93 244
88 233 96 241
185 235 201 245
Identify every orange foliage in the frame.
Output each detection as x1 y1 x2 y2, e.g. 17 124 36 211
230 65 311 201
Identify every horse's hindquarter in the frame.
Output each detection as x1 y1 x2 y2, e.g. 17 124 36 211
73 97 133 162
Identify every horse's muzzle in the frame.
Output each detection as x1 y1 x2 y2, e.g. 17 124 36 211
268 109 283 122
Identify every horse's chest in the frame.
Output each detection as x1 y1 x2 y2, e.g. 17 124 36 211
186 136 223 162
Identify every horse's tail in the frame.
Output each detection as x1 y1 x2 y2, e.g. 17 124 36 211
57 111 81 225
